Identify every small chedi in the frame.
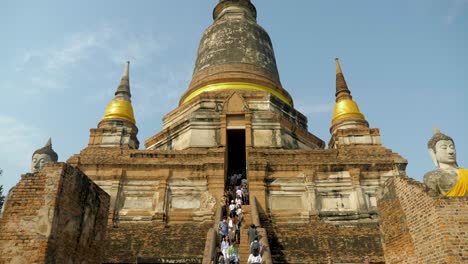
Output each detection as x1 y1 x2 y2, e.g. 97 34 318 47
31 137 58 173
424 128 468 196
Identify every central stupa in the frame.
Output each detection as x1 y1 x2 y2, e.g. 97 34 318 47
180 0 292 107
145 0 323 152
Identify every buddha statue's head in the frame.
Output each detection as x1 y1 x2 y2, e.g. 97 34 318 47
31 138 58 173
427 129 457 169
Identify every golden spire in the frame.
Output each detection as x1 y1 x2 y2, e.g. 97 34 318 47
102 61 136 124
331 58 366 124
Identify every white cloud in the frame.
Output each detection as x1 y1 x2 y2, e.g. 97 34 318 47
46 33 98 72
15 25 171 95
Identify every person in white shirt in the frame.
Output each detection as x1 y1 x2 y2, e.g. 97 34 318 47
220 235 230 263
235 195 242 207
229 200 236 214
247 253 262 264
236 205 243 224
236 187 243 199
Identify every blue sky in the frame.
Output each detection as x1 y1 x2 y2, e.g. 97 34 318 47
1 0 467 192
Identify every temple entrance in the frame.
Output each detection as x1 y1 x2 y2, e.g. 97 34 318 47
225 129 248 204
227 129 246 177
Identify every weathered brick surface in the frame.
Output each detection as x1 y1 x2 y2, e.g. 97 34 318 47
104 222 211 263
378 177 417 263
264 219 385 263
378 175 468 263
0 163 110 264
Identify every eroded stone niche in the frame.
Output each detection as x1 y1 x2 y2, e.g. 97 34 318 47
267 169 386 223
167 177 216 222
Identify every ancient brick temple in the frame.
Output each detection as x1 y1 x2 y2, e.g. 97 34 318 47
3 0 418 263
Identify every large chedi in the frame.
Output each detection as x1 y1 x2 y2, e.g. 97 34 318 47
145 0 322 152
63 0 407 263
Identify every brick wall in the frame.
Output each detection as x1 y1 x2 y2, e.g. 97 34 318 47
265 219 384 263
104 222 211 263
0 163 109 264
378 175 468 263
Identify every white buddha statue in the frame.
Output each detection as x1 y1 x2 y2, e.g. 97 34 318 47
424 129 467 196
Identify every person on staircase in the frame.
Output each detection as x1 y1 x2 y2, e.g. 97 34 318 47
235 194 243 207
229 214 240 243
241 183 249 205
250 237 264 258
217 251 225 264
226 242 240 264
236 205 243 225
247 252 262 264
220 235 230 264
229 200 237 215
236 186 243 202
218 216 229 244
247 224 258 245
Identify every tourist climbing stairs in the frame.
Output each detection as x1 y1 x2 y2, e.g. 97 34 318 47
238 205 252 262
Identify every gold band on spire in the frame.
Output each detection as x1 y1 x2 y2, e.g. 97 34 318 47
181 82 292 106
102 99 136 124
332 99 365 123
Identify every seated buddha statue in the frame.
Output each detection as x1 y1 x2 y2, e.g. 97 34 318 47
424 129 467 196
1 138 58 217
31 138 58 173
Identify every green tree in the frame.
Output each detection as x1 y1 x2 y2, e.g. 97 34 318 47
0 169 5 211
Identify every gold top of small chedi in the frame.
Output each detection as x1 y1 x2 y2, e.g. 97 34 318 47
102 61 136 124
331 58 368 132
332 58 365 123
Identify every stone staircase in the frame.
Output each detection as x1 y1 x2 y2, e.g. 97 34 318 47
202 197 273 264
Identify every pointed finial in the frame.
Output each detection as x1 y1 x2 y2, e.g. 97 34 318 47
335 58 351 101
433 127 440 134
115 61 131 97
45 137 52 148
123 61 129 77
335 58 342 74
